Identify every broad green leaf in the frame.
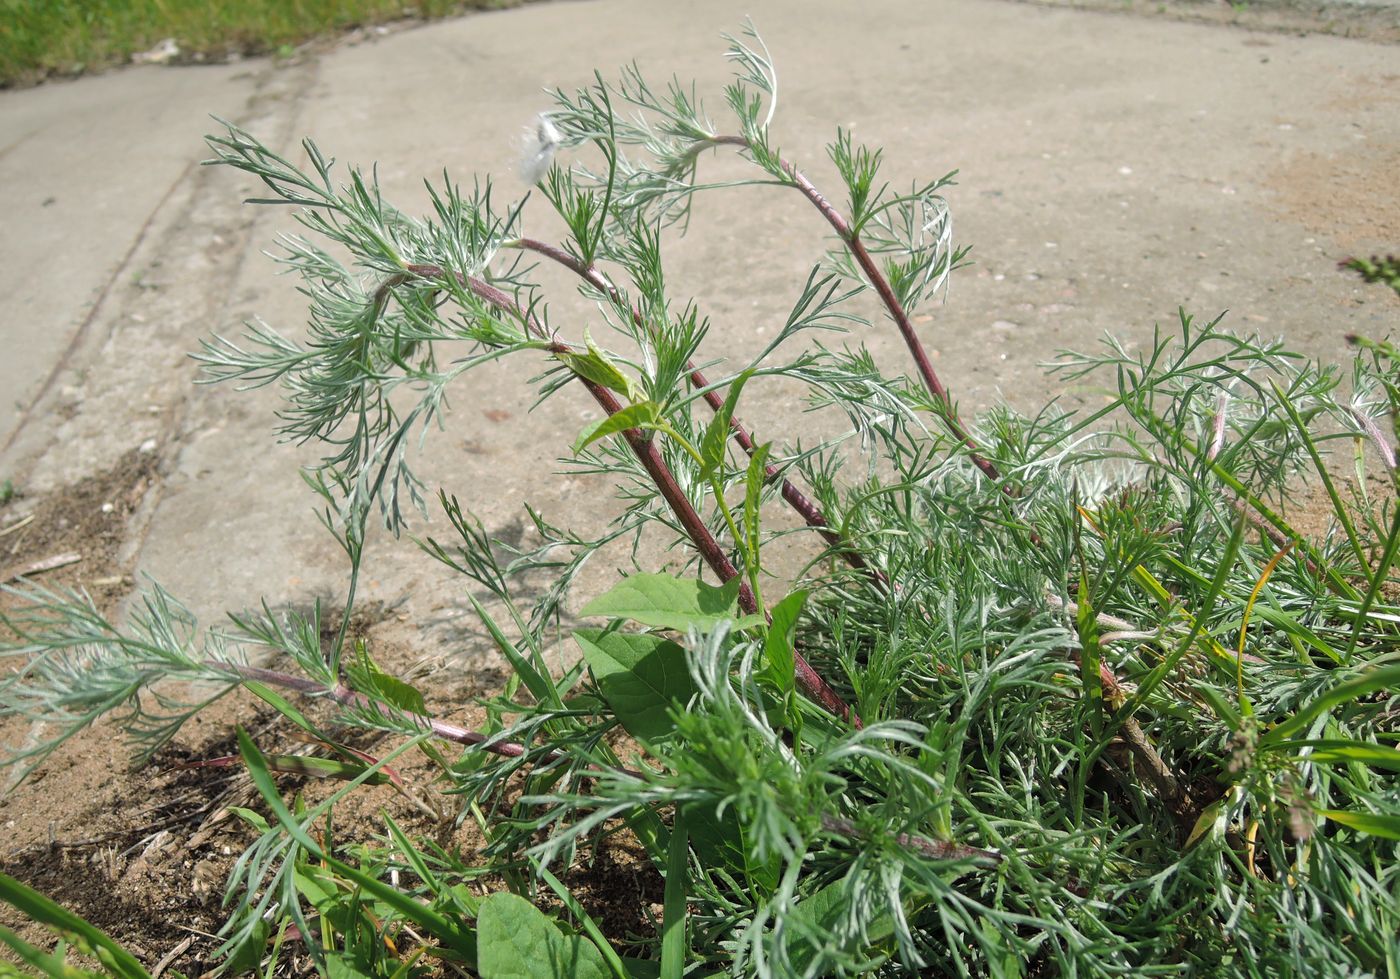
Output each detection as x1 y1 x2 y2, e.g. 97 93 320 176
579 572 762 632
785 879 893 974
358 645 428 716
556 332 637 400
762 590 808 693
742 444 771 564
698 369 754 481
1319 809 1400 840
1261 664 1400 745
476 892 610 979
683 802 779 896
574 401 661 454
574 629 695 745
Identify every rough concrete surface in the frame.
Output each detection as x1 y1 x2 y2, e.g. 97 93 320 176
2 0 1397 665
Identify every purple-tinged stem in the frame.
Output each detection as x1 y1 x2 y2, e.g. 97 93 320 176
1350 406 1398 471
216 662 534 760
707 135 1005 489
394 264 858 726
514 236 886 588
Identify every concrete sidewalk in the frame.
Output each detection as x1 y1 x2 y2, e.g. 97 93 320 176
1 0 1396 649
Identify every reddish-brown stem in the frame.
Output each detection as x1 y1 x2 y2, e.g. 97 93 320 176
708 135 1005 489
1069 654 1201 829
514 237 886 588
397 264 857 725
218 662 534 759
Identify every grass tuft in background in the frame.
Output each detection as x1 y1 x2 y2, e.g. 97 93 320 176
0 0 521 87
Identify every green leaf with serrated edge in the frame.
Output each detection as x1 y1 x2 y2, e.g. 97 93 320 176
574 401 660 454
476 893 610 979
575 629 695 745
1263 739 1400 772
742 443 771 563
762 590 807 693
556 332 636 400
1075 577 1104 738
1261 664 1400 745
1319 809 1400 840
236 729 476 962
579 572 762 632
698 369 755 481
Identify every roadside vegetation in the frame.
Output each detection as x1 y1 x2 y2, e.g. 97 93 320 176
2 23 1398 978
0 0 520 87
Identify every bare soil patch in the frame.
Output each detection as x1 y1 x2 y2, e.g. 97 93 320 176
0 454 663 975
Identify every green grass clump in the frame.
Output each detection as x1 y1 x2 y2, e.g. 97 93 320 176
0 0 519 87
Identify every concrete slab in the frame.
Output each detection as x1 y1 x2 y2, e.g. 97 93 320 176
0 61 265 448
1 0 1396 655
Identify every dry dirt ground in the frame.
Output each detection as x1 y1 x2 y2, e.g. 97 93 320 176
0 0 1397 972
